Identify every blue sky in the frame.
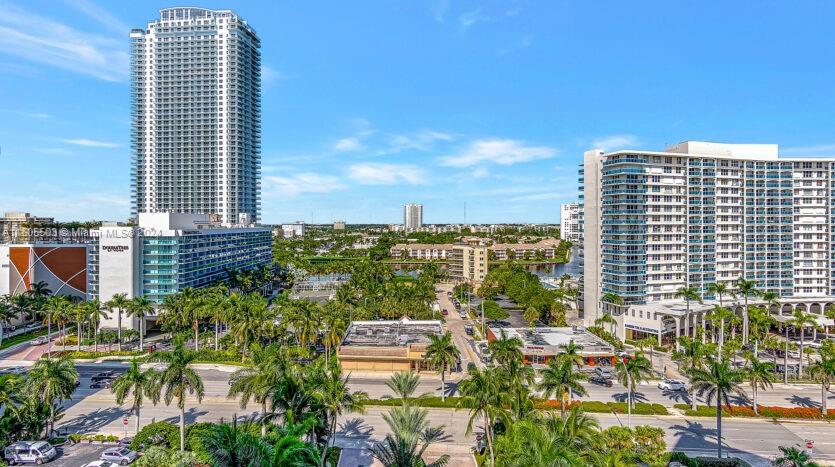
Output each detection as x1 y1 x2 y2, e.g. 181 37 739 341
2 1 835 224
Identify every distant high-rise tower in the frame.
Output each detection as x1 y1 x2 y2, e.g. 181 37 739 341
403 204 423 230
130 8 261 225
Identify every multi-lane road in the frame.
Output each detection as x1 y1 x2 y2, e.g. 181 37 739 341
47 363 835 465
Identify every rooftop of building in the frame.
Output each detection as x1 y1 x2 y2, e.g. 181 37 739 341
598 141 835 161
491 326 615 354
341 318 443 347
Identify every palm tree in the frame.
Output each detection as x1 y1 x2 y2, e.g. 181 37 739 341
594 313 617 337
487 329 523 365
0 373 21 412
201 286 229 351
73 302 89 352
673 336 711 411
126 296 155 351
203 418 265 467
105 293 130 352
615 352 652 427
790 310 817 378
458 366 502 466
111 360 156 435
773 445 818 467
736 277 760 345
538 357 588 418
313 360 367 467
600 292 623 325
688 356 748 459
386 371 421 404
424 332 460 402
227 345 285 436
746 356 774 415
148 342 205 450
807 354 835 416
371 405 450 467
638 337 657 368
43 295 69 358
675 286 702 338
321 311 346 361
85 299 107 353
707 282 735 343
0 297 15 348
25 355 78 437
709 305 733 353
559 340 585 369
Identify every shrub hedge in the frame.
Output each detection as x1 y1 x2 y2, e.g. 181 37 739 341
131 421 180 450
674 404 835 420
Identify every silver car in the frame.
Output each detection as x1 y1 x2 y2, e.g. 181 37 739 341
100 447 139 465
3 440 58 465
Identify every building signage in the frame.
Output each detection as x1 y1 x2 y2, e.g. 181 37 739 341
624 323 659 334
102 245 129 253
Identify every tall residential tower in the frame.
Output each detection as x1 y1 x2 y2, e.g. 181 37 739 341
404 203 423 230
130 8 261 226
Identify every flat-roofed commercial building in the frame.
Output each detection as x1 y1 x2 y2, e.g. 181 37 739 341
487 326 617 368
337 318 443 371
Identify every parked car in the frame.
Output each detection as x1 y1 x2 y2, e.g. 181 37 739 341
593 367 613 380
100 447 139 465
91 371 118 382
0 367 29 376
3 441 58 465
657 379 687 392
83 462 116 467
589 374 613 387
464 325 474 336
442 309 449 316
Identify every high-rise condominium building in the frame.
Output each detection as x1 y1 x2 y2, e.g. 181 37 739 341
560 202 581 243
130 8 261 226
582 141 835 331
404 204 423 230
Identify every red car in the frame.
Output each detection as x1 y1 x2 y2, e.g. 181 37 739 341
442 309 449 316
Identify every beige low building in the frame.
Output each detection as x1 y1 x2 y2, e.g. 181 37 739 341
337 318 443 372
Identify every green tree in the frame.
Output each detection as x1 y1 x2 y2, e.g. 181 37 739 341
807 354 835 415
615 352 652 428
43 295 70 358
112 360 157 435
127 295 156 351
314 359 367 467
736 277 760 346
790 310 817 378
228 345 287 436
458 366 503 466
675 286 702 340
424 332 460 402
386 372 422 404
773 445 818 467
594 313 617 337
105 293 131 352
688 357 748 459
149 342 206 450
538 357 588 418
487 330 523 366
746 355 774 415
25 355 78 437
86 299 108 353
202 419 265 467
371 405 450 467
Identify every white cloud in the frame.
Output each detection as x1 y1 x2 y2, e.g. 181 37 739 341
62 0 128 34
439 139 556 167
22 112 49 119
459 8 488 29
472 167 489 179
264 173 345 196
386 129 453 153
591 134 639 151
334 137 363 152
348 163 427 185
0 4 128 82
61 138 119 148
261 65 287 87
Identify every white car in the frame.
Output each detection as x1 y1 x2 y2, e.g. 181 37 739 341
658 379 687 392
84 462 117 467
101 447 139 465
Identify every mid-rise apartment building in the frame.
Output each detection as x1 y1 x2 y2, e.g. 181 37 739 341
560 202 581 243
130 8 261 225
582 141 835 337
450 242 488 284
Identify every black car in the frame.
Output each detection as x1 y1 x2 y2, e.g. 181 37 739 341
92 371 118 382
588 374 613 387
